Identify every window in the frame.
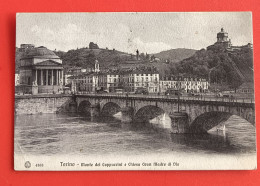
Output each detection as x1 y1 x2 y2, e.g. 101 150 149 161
28 77 31 85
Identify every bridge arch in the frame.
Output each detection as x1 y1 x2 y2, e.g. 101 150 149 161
101 102 121 117
78 100 92 115
64 99 77 113
134 105 165 123
188 111 255 133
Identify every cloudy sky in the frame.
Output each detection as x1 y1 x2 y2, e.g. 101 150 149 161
16 12 253 54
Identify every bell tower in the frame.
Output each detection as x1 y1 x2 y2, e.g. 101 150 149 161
94 59 100 72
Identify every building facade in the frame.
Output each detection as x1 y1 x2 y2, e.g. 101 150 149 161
237 82 254 94
69 65 160 93
160 76 209 93
127 71 160 93
15 73 20 86
18 46 64 94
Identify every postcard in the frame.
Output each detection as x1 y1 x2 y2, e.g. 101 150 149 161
14 12 256 170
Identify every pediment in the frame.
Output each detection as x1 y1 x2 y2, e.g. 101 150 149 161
34 60 62 66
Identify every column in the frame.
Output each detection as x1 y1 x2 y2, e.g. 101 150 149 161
46 69 48 85
35 69 37 85
61 70 63 85
40 70 43 85
51 69 53 85
58 70 60 85
56 70 58 85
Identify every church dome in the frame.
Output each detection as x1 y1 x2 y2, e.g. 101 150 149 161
23 46 60 59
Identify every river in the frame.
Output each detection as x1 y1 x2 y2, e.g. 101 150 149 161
14 112 256 157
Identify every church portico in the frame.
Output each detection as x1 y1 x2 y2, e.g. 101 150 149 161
33 69 63 86
32 68 63 94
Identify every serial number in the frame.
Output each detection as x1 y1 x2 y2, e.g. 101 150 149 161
35 163 44 167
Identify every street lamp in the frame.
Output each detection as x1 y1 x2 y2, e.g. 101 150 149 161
177 81 182 113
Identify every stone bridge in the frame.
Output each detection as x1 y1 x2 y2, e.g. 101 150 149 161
74 94 255 133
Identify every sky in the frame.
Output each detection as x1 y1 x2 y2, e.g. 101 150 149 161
16 12 253 54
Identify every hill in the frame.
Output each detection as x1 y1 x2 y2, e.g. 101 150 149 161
153 48 197 63
15 45 197 75
169 44 254 89
54 48 133 71
53 47 198 75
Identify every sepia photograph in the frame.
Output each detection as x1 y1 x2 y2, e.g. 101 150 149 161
14 12 256 170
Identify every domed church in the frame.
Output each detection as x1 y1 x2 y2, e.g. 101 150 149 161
19 46 64 94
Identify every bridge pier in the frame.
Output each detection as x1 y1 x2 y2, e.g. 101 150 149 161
121 107 134 122
68 101 77 113
170 112 189 133
89 104 100 117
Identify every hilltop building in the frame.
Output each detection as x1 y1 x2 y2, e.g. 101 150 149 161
89 42 99 49
208 28 253 51
215 28 232 48
17 46 64 94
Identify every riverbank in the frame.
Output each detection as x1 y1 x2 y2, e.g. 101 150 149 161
15 94 73 115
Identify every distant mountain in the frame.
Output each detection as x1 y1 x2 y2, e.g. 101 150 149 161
153 48 197 63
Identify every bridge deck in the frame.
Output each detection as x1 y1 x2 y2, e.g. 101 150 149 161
75 93 255 108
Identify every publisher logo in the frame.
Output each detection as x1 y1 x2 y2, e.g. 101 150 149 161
24 161 31 168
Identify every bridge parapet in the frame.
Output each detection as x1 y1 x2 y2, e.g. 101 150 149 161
75 94 254 108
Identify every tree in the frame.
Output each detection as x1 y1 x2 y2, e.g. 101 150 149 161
146 53 150 60
140 53 145 60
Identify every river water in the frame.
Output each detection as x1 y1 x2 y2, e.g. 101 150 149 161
14 112 256 157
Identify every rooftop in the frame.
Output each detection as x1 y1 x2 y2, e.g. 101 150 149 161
22 46 60 59
161 76 208 81
239 82 254 89
67 67 159 78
